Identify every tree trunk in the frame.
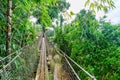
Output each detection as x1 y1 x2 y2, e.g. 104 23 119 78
6 0 12 55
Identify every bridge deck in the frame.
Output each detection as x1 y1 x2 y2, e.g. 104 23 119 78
35 37 70 80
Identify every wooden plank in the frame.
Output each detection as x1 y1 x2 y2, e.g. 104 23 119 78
35 37 49 80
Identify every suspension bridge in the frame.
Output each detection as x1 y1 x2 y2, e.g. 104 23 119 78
0 32 96 80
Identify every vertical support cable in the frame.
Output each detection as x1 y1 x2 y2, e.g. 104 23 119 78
6 0 12 55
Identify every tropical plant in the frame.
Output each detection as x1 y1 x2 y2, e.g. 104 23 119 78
54 9 120 79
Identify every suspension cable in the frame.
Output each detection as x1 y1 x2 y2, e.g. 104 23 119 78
0 34 43 62
64 54 81 80
0 51 22 73
0 48 22 62
56 47 96 80
42 34 96 79
0 34 43 73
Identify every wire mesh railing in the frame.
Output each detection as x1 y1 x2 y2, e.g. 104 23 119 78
62 56 81 80
48 39 96 80
0 32 97 80
55 46 96 80
0 34 42 80
45 36 81 80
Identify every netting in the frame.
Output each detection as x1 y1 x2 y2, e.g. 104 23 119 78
46 39 81 80
0 33 96 80
51 42 96 80
0 35 42 80
62 57 80 80
60 49 96 80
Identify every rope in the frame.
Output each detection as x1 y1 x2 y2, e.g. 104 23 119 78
44 35 80 79
52 46 79 80
0 48 22 62
49 38 96 80
56 47 96 80
40 34 96 80
0 44 28 62
0 34 43 62
0 52 22 73
64 54 81 80
0 34 43 73
45 35 75 80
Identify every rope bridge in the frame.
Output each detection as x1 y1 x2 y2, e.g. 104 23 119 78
0 33 96 80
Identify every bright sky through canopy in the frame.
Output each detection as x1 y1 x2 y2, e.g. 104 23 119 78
66 0 120 24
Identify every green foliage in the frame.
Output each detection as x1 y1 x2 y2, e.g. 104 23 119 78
0 0 70 59
85 0 115 12
48 0 70 20
54 27 71 56
99 17 120 46
0 0 37 56
0 0 8 56
32 0 58 27
0 0 119 79
54 9 120 79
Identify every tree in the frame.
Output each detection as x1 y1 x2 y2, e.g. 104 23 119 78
1 0 38 56
54 9 120 79
0 0 70 57
48 0 70 28
6 0 12 55
85 0 115 12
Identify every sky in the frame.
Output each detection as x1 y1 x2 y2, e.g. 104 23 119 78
66 0 120 24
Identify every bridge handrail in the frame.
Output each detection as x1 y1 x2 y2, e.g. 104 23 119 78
0 34 43 62
42 34 96 80
44 36 80 80
0 52 22 73
0 34 43 73
64 54 81 80
52 45 80 80
0 48 23 62
54 45 96 80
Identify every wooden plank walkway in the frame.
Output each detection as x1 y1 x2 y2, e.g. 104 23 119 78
35 38 49 80
35 37 70 80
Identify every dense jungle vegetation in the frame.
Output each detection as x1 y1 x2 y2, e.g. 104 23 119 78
0 0 120 80
54 10 120 79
